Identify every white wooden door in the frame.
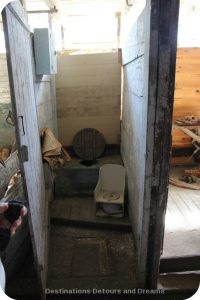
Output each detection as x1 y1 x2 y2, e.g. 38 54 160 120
2 2 48 298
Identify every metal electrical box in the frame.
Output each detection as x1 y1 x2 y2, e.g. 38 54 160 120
33 28 57 75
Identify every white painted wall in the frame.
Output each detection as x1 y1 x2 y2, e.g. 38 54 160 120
56 52 121 146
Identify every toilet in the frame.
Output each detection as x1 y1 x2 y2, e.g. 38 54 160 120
94 164 125 218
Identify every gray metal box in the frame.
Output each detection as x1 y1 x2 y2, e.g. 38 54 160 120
33 28 57 75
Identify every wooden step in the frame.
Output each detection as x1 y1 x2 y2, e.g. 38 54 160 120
51 197 131 231
160 256 200 273
158 272 200 295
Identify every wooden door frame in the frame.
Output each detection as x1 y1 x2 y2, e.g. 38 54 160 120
142 0 180 288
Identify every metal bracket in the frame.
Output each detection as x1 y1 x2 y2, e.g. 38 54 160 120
21 145 29 162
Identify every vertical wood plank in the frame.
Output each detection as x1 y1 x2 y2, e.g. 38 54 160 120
145 0 180 288
2 2 48 298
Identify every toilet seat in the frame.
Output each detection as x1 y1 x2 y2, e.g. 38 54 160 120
102 192 120 201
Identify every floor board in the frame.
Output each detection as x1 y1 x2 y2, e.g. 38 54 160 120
47 225 136 290
162 166 200 260
51 197 131 230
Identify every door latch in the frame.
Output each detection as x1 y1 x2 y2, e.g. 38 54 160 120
21 145 29 162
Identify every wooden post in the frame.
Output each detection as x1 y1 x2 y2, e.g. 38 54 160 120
145 0 180 288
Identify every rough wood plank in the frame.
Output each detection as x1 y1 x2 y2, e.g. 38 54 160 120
51 198 131 231
158 273 200 292
145 0 180 289
121 1 153 288
122 9 145 65
160 256 200 273
47 224 136 290
2 2 47 298
6 2 28 27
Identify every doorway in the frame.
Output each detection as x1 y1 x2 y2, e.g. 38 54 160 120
161 0 200 273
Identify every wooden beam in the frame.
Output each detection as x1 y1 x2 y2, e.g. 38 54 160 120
160 256 200 273
145 0 180 289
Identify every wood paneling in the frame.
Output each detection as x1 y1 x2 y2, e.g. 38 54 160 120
51 197 131 230
172 48 200 148
121 5 150 287
56 52 121 145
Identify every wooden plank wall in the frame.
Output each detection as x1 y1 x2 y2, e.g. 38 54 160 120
121 6 150 287
121 0 179 287
172 48 200 148
56 52 121 146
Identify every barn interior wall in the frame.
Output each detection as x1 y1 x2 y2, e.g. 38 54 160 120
56 52 121 146
172 47 200 148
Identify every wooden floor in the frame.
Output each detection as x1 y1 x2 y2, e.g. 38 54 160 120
165 186 200 232
162 166 200 259
51 197 131 231
47 224 136 291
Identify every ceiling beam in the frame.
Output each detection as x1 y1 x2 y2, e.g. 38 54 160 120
43 1 67 27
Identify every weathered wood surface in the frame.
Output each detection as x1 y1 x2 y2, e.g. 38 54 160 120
122 9 145 66
2 2 48 298
0 151 19 198
51 197 131 231
121 0 180 289
121 2 150 288
158 273 200 292
160 255 200 273
47 224 136 291
145 0 180 288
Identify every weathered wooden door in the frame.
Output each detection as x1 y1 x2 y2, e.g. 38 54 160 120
121 0 179 288
2 2 48 298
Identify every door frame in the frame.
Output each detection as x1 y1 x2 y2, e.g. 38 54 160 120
143 0 180 288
